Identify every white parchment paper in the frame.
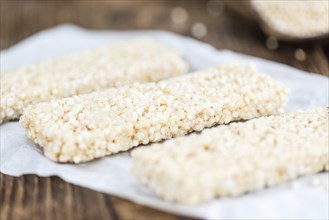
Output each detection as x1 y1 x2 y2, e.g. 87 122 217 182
1 24 328 220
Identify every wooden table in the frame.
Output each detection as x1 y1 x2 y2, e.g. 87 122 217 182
1 1 328 219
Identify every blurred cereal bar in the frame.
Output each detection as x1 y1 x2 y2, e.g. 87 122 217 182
225 0 329 40
0 40 187 123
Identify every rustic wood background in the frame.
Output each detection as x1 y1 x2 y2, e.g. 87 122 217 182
1 1 328 219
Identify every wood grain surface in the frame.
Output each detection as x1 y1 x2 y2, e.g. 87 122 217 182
1 1 328 219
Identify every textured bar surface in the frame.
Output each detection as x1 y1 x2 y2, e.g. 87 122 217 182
20 63 288 163
0 40 187 123
131 108 329 205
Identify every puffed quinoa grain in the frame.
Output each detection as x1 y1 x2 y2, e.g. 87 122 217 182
131 107 329 205
0 40 187 123
20 63 288 163
310 177 320 188
290 182 301 190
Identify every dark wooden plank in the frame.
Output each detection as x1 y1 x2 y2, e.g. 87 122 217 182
1 1 328 219
0 174 188 220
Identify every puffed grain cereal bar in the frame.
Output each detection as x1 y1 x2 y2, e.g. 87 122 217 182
131 107 329 205
0 40 187 123
20 63 288 163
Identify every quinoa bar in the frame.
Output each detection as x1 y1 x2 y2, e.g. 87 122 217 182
20 63 288 163
131 108 329 205
1 40 187 123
